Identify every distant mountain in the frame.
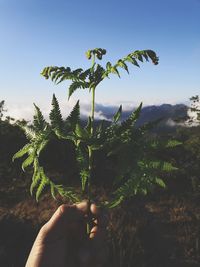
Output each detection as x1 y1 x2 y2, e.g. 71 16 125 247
89 103 189 132
135 104 188 127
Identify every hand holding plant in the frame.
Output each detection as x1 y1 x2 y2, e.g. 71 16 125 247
25 201 108 267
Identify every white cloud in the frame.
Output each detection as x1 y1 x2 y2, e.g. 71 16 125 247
5 97 188 124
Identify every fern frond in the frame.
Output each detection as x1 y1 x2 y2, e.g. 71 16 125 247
113 105 122 123
103 49 159 79
114 175 140 199
55 185 80 202
162 162 178 172
33 104 46 131
66 100 80 130
138 160 178 172
41 66 70 82
85 48 106 60
41 66 90 85
154 177 166 188
131 50 159 65
106 196 124 209
76 146 89 191
49 94 63 130
165 140 182 148
120 102 142 131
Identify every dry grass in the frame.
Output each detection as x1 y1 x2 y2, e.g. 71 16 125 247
0 179 200 267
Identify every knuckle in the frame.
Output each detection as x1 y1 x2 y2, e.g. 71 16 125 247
39 224 48 237
58 204 71 215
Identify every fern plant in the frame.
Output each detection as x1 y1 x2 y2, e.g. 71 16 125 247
13 48 179 227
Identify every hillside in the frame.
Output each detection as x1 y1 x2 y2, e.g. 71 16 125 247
89 103 188 132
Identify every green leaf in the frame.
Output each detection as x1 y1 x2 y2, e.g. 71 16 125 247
117 60 129 73
111 66 120 77
33 104 46 131
128 102 142 123
37 139 49 156
22 154 35 171
20 125 36 140
91 144 103 151
54 129 75 142
47 66 57 77
30 163 41 196
76 146 89 190
56 72 71 84
145 50 159 65
55 185 80 202
154 177 166 188
12 144 32 161
68 81 89 100
40 67 49 79
85 116 92 133
36 168 49 202
66 100 80 130
162 162 178 172
79 69 91 81
86 50 92 59
80 169 88 191
113 105 122 123
75 124 88 139
106 62 112 71
134 51 143 62
165 140 182 148
121 102 142 130
72 68 83 77
107 196 124 209
130 57 140 67
54 71 66 83
50 182 57 200
138 160 178 172
49 94 63 130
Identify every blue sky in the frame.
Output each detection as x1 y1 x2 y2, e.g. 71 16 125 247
0 0 200 119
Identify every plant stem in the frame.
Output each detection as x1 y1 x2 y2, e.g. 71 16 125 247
86 54 96 234
88 146 92 200
86 145 93 235
91 86 95 134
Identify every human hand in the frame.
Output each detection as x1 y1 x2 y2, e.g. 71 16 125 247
25 202 108 267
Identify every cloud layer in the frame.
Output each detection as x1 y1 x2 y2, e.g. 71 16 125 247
5 100 136 122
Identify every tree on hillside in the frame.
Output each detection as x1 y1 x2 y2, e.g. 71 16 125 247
0 100 6 121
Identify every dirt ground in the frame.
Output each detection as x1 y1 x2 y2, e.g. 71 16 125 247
0 178 200 267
